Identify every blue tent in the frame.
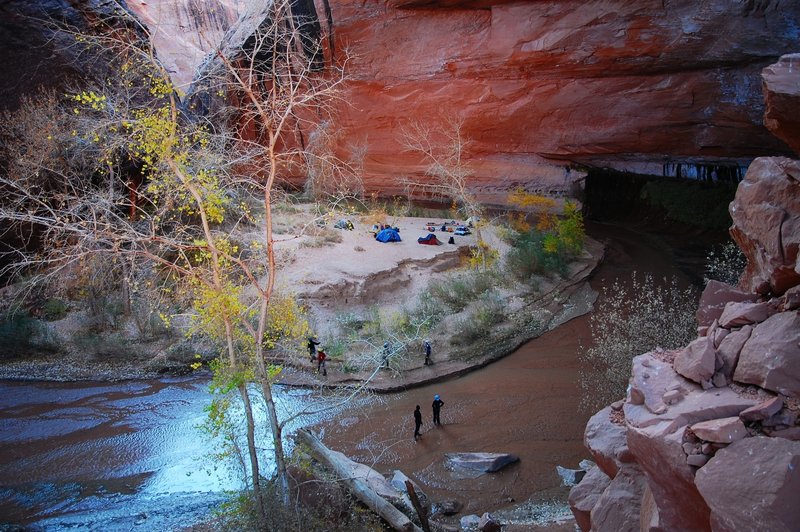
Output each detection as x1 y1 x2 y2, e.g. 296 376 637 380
375 228 402 242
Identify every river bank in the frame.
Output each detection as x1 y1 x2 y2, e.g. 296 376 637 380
0 217 605 390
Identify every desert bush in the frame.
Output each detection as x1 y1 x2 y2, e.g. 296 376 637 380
130 296 171 339
705 241 746 286
300 227 344 248
429 269 499 312
505 230 567 280
73 331 136 360
579 273 698 412
0 311 59 358
322 337 347 360
451 291 506 345
429 276 472 312
504 200 584 282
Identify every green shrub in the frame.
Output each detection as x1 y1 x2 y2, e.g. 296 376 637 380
41 298 68 321
0 311 58 358
505 229 568 280
641 180 736 230
430 276 472 312
429 269 499 312
73 332 136 360
451 291 506 345
401 292 446 335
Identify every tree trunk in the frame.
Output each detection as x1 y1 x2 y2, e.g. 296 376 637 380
297 429 422 532
238 382 266 523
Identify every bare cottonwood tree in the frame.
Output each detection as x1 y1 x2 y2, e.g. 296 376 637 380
0 0 379 522
401 115 491 266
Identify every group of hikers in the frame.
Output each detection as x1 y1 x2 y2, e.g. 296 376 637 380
413 394 445 441
307 336 434 377
307 335 444 442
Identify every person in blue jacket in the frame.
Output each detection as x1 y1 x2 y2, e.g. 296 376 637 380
432 394 444 426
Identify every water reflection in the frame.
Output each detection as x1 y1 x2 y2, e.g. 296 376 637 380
0 376 368 529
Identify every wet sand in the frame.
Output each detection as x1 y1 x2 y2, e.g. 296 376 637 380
314 222 697 516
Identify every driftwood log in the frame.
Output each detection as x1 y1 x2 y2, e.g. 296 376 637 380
405 480 431 532
297 429 423 532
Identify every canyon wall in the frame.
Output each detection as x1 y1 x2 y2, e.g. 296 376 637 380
2 0 799 201
569 55 800 532
124 0 800 201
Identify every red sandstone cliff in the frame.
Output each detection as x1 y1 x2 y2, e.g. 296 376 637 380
123 0 800 201
3 1 797 199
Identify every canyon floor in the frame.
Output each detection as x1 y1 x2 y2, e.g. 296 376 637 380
309 221 698 529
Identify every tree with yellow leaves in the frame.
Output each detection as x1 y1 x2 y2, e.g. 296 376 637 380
0 0 359 523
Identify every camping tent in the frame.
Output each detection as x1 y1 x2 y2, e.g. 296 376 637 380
375 228 402 242
417 233 441 245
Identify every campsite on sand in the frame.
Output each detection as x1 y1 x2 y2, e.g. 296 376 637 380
267 207 604 392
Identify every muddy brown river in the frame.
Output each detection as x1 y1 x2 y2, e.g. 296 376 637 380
0 223 700 530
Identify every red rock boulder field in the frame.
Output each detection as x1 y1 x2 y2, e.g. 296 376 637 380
570 55 800 531
120 0 800 201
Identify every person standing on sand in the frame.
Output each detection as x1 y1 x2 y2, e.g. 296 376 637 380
413 405 423 441
432 394 444 426
307 336 320 363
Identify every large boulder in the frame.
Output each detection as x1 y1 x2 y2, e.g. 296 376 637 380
695 437 800 532
390 470 431 512
729 157 800 296
739 396 784 423
568 465 612 532
690 417 748 444
716 325 752 381
583 405 634 479
763 54 800 155
718 300 770 328
588 464 645 532
445 452 519 473
624 353 758 530
733 311 800 397
696 280 757 327
674 336 716 385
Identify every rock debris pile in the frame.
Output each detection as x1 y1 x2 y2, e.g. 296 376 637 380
570 55 800 531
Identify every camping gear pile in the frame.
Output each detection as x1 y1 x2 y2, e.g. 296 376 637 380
334 219 354 230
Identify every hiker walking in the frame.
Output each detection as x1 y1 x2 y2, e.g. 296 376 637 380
423 340 432 366
307 336 320 364
317 348 327 376
383 342 391 368
432 394 444 426
413 405 423 441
